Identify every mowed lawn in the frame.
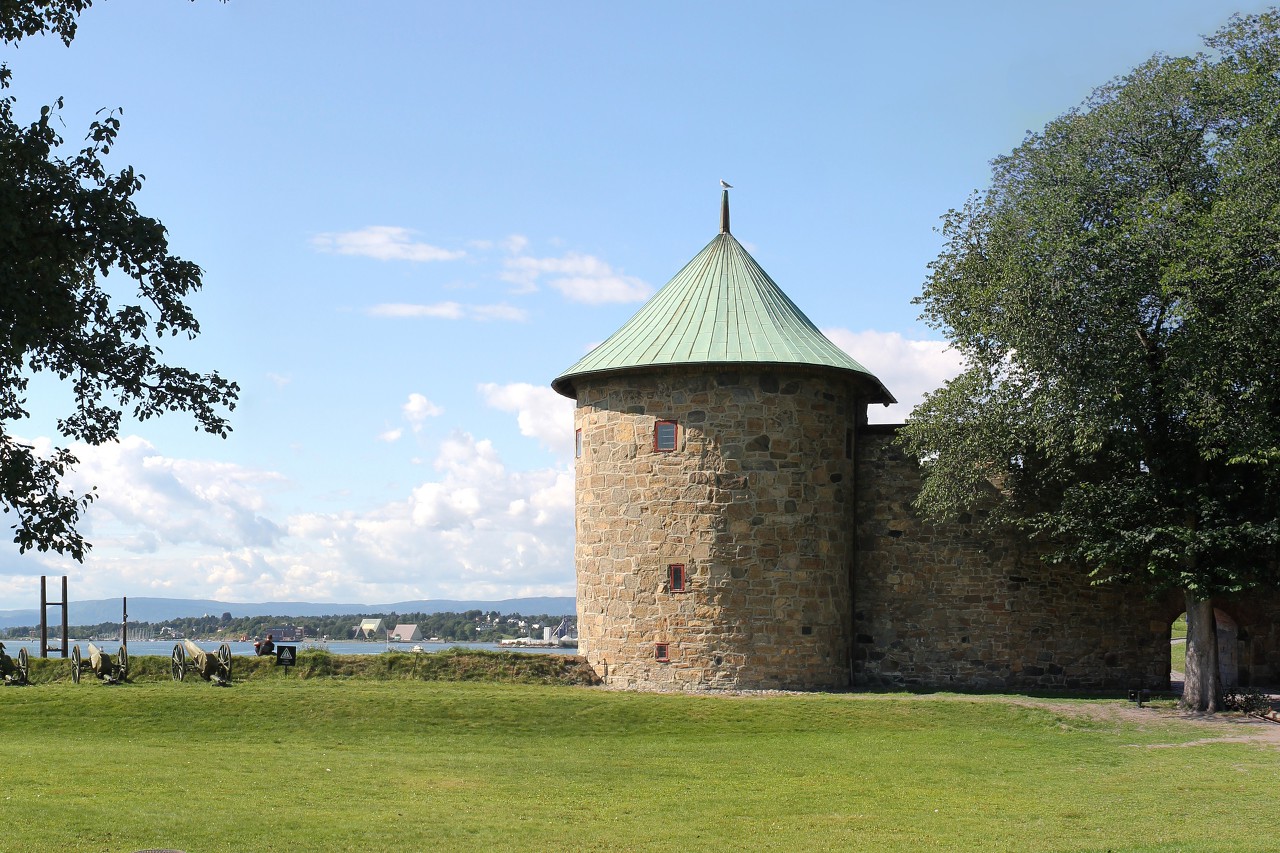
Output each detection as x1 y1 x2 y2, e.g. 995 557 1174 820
0 673 1276 852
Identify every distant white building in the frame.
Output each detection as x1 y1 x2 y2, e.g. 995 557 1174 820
389 623 422 642
353 618 383 639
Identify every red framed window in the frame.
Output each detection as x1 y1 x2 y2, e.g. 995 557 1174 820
575 428 582 458
667 563 686 592
654 420 678 452
655 642 670 662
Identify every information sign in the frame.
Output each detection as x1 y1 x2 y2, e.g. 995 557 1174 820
275 645 297 668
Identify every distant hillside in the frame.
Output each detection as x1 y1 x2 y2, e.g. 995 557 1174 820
0 596 576 629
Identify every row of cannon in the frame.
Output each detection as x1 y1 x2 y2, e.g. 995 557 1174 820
1 639 234 686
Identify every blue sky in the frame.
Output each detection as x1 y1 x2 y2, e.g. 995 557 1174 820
1 0 1270 606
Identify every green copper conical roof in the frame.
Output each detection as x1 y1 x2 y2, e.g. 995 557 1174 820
551 193 895 402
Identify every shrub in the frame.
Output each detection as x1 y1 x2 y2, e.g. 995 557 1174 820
1222 687 1274 715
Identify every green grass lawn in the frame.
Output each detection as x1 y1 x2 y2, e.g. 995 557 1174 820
1171 613 1187 673
1 664 1276 852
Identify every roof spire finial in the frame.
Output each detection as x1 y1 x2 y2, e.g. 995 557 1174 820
719 180 732 234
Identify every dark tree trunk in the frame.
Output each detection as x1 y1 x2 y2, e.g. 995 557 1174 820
1181 593 1221 713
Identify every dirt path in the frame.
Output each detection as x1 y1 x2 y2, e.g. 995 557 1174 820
1003 694 1280 748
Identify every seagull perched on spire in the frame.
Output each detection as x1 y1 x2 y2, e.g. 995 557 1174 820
720 179 732 189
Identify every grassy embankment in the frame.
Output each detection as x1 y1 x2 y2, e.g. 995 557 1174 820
2 650 1276 852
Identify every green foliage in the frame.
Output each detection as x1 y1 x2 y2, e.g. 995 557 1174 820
0 683 1277 851
0 0 93 45
900 10 1280 599
3 609 569 642
0 0 237 559
1222 686 1275 715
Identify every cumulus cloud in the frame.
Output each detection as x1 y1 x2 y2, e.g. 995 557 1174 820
0 430 575 604
824 328 965 424
311 226 465 262
478 382 575 456
280 433 574 601
63 437 287 549
402 393 443 431
501 251 652 303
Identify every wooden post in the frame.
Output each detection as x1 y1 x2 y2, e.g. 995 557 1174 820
60 576 68 658
39 575 70 658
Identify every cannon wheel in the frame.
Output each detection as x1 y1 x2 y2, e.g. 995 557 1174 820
217 643 232 682
71 644 82 684
16 647 29 684
116 645 129 681
170 644 185 682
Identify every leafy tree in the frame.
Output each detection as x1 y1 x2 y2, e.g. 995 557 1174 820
1 0 237 559
0 0 92 45
899 10 1280 712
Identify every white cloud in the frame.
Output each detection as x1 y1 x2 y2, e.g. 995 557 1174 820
824 328 965 424
40 435 289 556
501 251 653 303
368 302 465 320
402 393 443 431
478 382 575 456
0 431 574 604
367 302 527 322
277 433 574 601
550 275 652 303
470 303 528 322
311 226 465 262
377 428 403 443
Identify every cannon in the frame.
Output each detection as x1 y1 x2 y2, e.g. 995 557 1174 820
71 643 128 684
170 639 232 686
0 642 30 685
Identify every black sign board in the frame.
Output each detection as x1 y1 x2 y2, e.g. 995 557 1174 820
275 645 297 668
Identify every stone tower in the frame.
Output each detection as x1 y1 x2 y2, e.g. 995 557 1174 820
552 192 894 690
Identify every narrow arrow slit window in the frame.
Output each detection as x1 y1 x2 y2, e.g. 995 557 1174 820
655 420 678 452
668 563 686 592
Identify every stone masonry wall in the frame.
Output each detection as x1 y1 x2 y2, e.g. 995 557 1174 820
1217 597 1280 687
853 426 1177 691
854 426 1280 690
574 367 862 690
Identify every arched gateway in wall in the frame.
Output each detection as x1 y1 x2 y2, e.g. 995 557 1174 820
552 192 894 690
